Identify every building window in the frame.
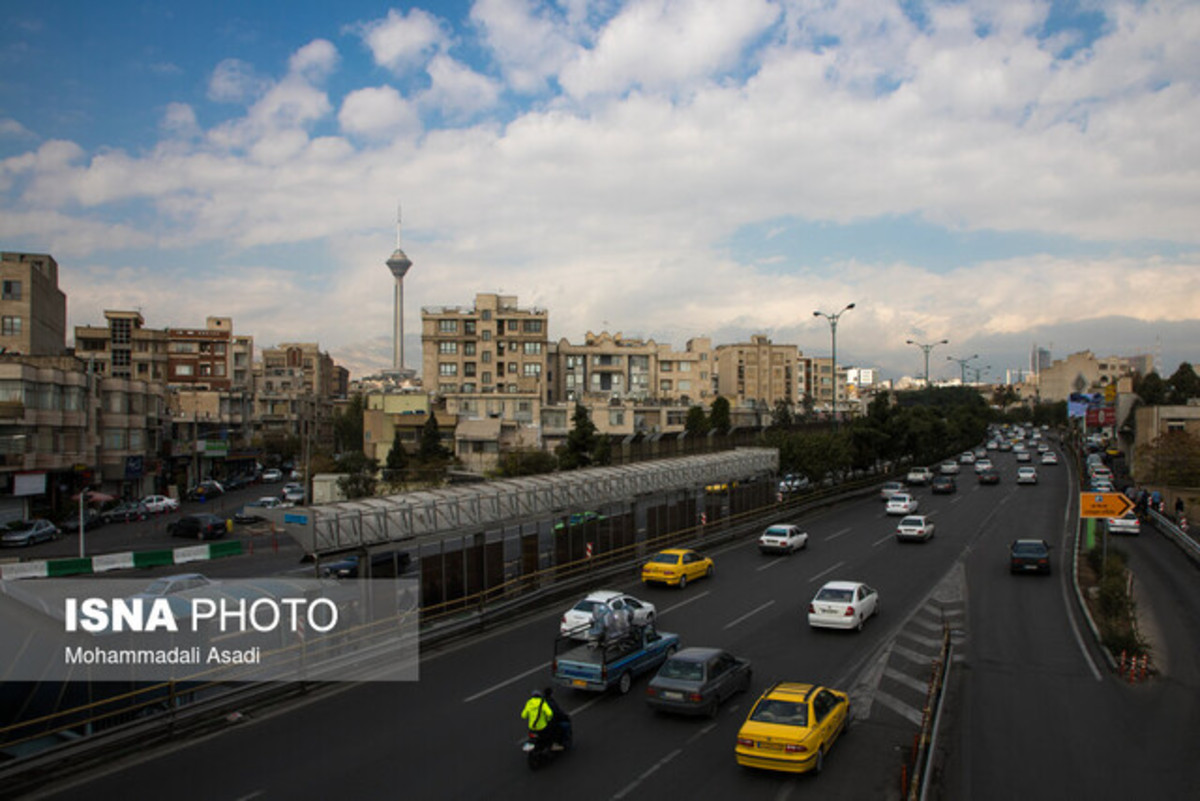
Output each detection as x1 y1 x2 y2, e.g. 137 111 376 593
609 410 625 426
482 331 491 342
523 320 544 333
1 281 21 300
481 351 492 364
523 342 542 355
438 319 459 334
438 342 458 354
439 363 459 376
464 342 476 356
678 362 691 372
172 341 198 353
661 362 673 372
102 429 127 450
129 429 144 450
481 310 492 321
464 363 477 377
482 372 492 384
464 320 476 335
507 320 518 331
507 384 518 393
508 362 518 374
1 316 21 336
112 350 131 367
439 383 458 394
523 363 542 377
176 364 194 376
111 318 132 345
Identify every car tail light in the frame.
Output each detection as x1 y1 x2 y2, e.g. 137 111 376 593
784 743 808 753
807 603 815 613
737 737 755 747
552 658 558 673
1038 559 1048 565
844 606 855 617
645 687 657 697
688 692 703 702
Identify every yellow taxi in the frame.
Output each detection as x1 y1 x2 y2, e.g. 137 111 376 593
640 548 714 589
735 682 850 774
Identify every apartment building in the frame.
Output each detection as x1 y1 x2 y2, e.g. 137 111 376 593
1037 351 1152 402
253 343 338 451
714 335 799 410
803 356 851 416
0 252 67 357
421 293 549 399
74 310 169 382
548 332 714 406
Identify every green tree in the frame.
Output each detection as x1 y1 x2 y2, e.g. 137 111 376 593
685 405 711 436
1135 371 1169 405
558 403 598 470
770 400 794 429
385 429 408 472
335 451 379 500
709 396 732 435
419 414 448 462
498 448 558 477
1167 362 1200 404
333 393 366 454
1136 430 1200 486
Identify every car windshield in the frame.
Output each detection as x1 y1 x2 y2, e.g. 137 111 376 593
650 554 681 565
900 517 923 526
815 587 853 603
765 527 790 536
750 699 808 726
143 579 170 595
658 659 704 681
1012 542 1047 556
571 600 602 613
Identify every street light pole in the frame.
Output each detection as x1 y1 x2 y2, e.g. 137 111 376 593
813 303 855 432
947 354 978 385
906 339 949 388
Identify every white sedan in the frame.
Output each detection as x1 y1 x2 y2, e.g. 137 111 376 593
559 590 656 639
896 515 935 542
808 581 879 631
1017 466 1039 484
759 524 809 554
939 461 960 475
1041 451 1058 465
140 495 180 513
886 493 919 515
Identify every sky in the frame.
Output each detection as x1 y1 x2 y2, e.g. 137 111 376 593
1 0 1197 384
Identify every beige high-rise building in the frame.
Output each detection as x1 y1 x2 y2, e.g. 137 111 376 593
421 293 549 399
715 335 799 409
74 311 169 382
254 342 339 450
548 332 714 405
0 252 66 357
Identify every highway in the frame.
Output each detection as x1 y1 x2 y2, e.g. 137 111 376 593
25 446 1200 800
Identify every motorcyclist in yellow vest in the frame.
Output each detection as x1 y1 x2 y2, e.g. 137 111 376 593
522 689 554 741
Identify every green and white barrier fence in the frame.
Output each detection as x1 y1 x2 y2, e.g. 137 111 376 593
0 540 243 580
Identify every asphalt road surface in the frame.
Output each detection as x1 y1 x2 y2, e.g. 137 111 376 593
24 447 1200 800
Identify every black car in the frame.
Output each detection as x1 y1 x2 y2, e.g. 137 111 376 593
321 550 412 578
58 508 107 533
977 468 1000 485
931 475 957 494
168 513 227 540
645 647 752 717
101 501 150 524
1010 539 1051 574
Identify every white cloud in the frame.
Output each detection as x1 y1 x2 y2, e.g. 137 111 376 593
422 55 502 118
339 86 422 140
357 8 447 72
0 118 35 139
558 0 780 98
160 103 199 138
289 39 339 79
208 58 267 103
470 0 580 94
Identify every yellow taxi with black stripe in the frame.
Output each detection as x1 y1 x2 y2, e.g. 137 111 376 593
735 682 850 774
640 548 714 589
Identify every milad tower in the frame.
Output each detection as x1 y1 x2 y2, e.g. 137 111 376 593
386 207 413 373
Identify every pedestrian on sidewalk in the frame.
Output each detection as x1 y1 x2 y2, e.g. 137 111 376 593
1176 497 1185 521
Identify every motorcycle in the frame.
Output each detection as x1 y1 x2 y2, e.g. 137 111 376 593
522 721 572 770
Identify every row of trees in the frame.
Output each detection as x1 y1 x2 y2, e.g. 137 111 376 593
1134 362 1200 406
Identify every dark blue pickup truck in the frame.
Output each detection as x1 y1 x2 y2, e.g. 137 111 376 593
552 625 679 694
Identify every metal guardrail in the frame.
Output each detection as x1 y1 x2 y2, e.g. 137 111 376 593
1146 509 1200 566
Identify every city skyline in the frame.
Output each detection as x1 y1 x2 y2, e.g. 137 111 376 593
0 1 1196 380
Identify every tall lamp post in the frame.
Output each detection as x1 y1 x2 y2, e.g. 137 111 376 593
906 339 949 388
972 365 992 384
813 303 855 432
947 354 978 385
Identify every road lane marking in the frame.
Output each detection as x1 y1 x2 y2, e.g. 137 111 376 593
723 600 776 629
659 590 711 616
872 532 894 547
612 748 683 799
808 561 846 583
824 527 851 541
463 661 551 703
757 557 785 571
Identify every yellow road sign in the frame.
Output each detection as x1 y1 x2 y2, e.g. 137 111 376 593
1080 492 1134 518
